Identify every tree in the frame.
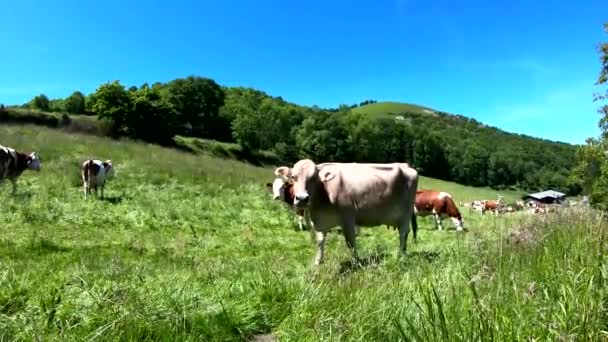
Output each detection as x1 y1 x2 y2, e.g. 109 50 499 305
295 111 352 162
571 23 608 208
231 96 302 152
49 99 66 113
64 91 86 114
29 94 50 111
91 81 132 136
126 85 178 144
165 75 225 138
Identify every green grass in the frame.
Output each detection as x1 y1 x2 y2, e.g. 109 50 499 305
351 101 437 118
0 125 606 341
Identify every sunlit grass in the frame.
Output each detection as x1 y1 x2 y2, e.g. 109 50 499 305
0 125 605 341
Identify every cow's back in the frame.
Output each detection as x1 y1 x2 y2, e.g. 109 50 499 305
317 162 417 226
0 146 17 179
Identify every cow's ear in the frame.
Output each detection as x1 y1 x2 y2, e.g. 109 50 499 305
274 166 292 180
319 169 335 182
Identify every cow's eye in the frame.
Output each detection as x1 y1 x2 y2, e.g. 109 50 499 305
292 176 297 182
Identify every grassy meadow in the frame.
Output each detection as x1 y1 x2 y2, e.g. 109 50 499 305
0 125 606 341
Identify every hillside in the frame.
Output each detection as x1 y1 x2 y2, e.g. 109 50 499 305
350 101 437 118
3 78 582 195
0 125 604 340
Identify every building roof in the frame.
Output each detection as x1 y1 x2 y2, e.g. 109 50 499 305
522 190 566 200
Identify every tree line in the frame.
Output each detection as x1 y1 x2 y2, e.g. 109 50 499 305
19 76 581 195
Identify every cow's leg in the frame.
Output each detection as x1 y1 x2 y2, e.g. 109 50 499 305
100 183 104 199
314 230 327 266
398 216 411 255
83 180 89 199
411 213 418 243
10 178 17 195
432 209 442 230
340 215 359 263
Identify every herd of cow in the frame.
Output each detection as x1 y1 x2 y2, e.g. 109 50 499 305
0 143 550 266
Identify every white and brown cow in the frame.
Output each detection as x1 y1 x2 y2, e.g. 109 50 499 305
414 190 464 231
81 159 114 199
275 159 419 266
266 176 312 231
0 144 41 194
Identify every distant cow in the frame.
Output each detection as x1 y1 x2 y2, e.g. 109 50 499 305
275 159 418 266
0 144 41 194
470 200 484 214
481 199 504 215
81 159 114 199
415 190 464 231
266 176 311 231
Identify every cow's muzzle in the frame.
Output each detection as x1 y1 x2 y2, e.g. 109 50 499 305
294 193 309 207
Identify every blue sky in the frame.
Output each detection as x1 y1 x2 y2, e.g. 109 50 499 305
1 0 606 145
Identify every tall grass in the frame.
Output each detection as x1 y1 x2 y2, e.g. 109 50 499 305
0 125 605 341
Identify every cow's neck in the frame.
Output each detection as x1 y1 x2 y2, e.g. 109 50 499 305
13 152 30 175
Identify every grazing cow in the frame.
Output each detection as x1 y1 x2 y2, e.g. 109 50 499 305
481 199 504 215
0 144 41 194
414 190 464 231
470 200 484 214
266 176 311 231
81 159 114 199
275 159 418 266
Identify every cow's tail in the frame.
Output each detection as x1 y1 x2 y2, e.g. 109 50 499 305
83 159 94 181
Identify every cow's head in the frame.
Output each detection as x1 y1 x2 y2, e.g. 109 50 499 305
27 152 41 171
452 216 464 231
276 159 329 208
266 177 286 200
103 160 114 177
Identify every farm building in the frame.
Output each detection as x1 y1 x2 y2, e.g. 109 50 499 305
522 190 566 204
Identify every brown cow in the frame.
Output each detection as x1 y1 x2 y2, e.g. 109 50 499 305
81 159 114 199
275 159 418 266
415 190 464 231
266 176 311 231
481 199 503 215
0 144 41 194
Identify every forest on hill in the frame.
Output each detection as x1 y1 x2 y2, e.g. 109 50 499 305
2 76 581 195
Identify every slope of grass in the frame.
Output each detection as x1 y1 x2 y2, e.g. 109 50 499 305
0 125 605 341
351 101 437 118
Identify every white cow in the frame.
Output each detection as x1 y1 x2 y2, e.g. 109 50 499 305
81 159 114 199
275 159 419 266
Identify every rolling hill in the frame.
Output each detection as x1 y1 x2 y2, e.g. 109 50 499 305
350 101 438 118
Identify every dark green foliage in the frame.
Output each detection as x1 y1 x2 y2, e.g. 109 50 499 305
90 81 178 144
29 94 50 111
228 87 304 152
296 110 353 162
49 99 65 113
166 75 225 139
127 85 178 145
64 91 86 114
92 80 132 136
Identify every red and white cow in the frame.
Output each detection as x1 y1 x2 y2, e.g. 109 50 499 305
81 159 114 199
266 176 311 231
0 144 41 194
415 190 464 231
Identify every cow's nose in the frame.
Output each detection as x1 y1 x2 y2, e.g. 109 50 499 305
295 193 309 205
